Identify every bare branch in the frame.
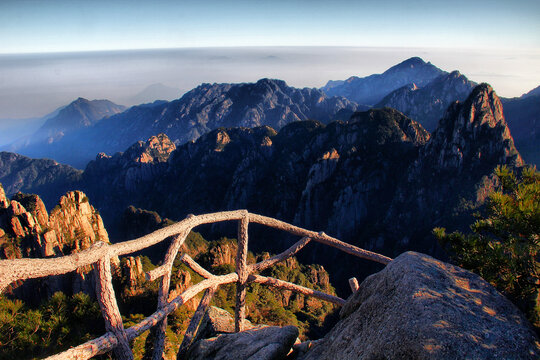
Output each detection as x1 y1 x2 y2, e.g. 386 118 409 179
180 254 214 279
249 236 311 274
177 286 216 359
249 214 392 264
248 274 346 306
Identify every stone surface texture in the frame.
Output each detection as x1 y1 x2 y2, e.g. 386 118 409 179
301 251 540 360
187 325 299 360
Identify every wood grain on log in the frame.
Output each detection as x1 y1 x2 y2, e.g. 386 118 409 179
176 286 216 359
349 277 360 293
94 254 133 360
46 274 239 360
180 254 214 279
1 210 393 360
152 230 190 360
1 211 390 292
234 211 249 332
44 332 117 360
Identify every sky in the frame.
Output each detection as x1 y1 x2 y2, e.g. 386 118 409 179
1 0 539 52
0 0 539 121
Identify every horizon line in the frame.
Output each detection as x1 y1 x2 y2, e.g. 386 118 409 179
1 44 536 56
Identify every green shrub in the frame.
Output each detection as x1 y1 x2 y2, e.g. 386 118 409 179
435 165 540 331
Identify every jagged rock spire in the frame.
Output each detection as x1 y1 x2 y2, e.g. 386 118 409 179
423 83 523 172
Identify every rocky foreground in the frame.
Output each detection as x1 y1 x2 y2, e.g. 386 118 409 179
184 252 540 360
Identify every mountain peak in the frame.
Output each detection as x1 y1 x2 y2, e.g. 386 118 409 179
384 57 432 74
426 83 522 171
73 97 90 104
255 78 288 89
322 56 445 105
398 56 426 66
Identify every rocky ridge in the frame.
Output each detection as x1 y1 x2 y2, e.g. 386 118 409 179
9 98 125 167
322 57 446 105
0 84 524 292
21 79 361 168
501 90 540 166
0 151 82 207
386 84 523 251
375 70 477 131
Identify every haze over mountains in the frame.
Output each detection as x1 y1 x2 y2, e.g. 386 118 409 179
6 79 361 168
321 57 446 105
0 78 526 267
0 55 538 332
3 56 537 169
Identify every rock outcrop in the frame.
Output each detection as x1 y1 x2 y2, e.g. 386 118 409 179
187 325 298 360
301 252 540 360
192 306 261 342
386 84 523 253
0 184 110 299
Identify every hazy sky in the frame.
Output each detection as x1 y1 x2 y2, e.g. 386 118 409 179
0 0 539 120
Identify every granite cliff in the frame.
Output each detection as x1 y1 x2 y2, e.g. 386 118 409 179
0 185 109 300
386 84 523 253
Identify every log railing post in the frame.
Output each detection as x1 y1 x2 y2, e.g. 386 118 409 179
93 248 134 360
176 286 217 359
349 277 360 293
234 210 249 332
152 230 190 360
0 210 393 360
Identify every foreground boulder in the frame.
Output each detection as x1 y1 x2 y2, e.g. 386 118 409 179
301 251 540 359
187 325 299 360
191 306 261 344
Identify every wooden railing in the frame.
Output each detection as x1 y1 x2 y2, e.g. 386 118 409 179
0 210 392 360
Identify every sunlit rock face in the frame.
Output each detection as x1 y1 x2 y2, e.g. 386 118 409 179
301 252 540 360
0 185 110 299
386 84 523 252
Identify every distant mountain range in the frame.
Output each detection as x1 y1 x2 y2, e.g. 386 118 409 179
321 57 445 105
8 98 125 167
7 79 361 168
375 70 477 132
0 84 522 266
2 56 537 171
125 83 182 105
